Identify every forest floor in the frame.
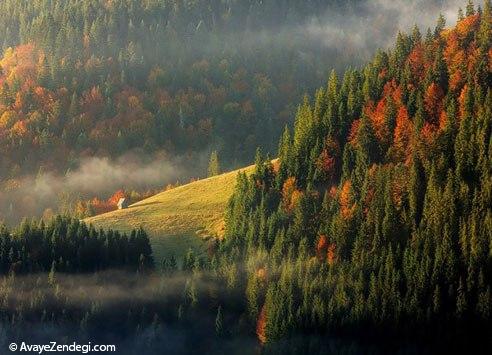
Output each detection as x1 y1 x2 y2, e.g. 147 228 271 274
85 164 255 264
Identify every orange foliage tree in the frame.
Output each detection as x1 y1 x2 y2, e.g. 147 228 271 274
392 107 413 162
281 177 302 213
339 180 355 219
407 44 427 82
424 83 444 123
327 243 336 265
316 235 328 259
256 305 267 344
108 189 126 205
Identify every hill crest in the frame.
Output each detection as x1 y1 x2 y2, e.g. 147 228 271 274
84 164 255 261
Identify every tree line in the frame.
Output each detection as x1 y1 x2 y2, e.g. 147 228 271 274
0 1 490 353
0 215 153 273
220 1 491 350
0 0 366 184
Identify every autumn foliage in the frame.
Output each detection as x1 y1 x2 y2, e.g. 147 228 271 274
281 177 303 213
392 107 413 162
327 243 336 265
219 5 492 349
340 180 356 219
256 305 267 345
316 235 329 259
424 83 445 122
316 235 337 265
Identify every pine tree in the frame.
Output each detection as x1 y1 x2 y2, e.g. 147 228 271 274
435 14 446 36
356 114 380 165
466 1 475 16
215 305 223 335
208 150 221 177
458 8 465 21
456 278 468 318
48 261 57 286
183 249 196 271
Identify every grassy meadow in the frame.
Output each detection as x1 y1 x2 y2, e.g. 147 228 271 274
85 165 255 263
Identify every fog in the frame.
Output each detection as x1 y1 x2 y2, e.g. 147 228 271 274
0 270 260 355
2 271 200 306
0 265 439 354
0 151 210 225
301 0 466 58
0 0 481 225
208 0 469 59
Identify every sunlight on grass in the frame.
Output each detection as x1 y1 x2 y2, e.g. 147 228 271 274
85 165 255 263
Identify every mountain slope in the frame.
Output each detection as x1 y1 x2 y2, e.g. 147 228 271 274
221 5 492 346
85 165 255 262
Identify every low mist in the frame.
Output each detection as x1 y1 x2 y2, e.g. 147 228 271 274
0 0 478 225
0 270 259 355
0 151 210 225
302 0 465 58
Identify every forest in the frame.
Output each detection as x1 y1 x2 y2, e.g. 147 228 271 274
0 216 153 274
0 1 362 208
0 0 490 354
0 0 463 224
221 1 492 351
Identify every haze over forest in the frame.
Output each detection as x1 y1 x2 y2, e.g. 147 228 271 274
0 0 471 224
0 1 490 354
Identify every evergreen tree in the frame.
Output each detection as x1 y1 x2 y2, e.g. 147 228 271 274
466 0 475 16
208 150 221 177
215 305 223 335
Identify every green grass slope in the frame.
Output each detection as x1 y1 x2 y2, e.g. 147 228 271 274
84 165 254 263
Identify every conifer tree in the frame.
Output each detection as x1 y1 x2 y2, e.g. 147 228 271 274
208 150 221 177
215 305 223 335
466 0 475 16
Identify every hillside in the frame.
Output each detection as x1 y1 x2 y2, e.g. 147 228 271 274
221 4 492 347
0 0 375 226
0 1 490 353
85 165 255 262
0 0 362 184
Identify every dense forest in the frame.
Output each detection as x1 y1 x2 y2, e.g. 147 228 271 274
0 0 458 224
221 0 492 351
0 0 363 182
0 1 490 354
0 216 153 274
